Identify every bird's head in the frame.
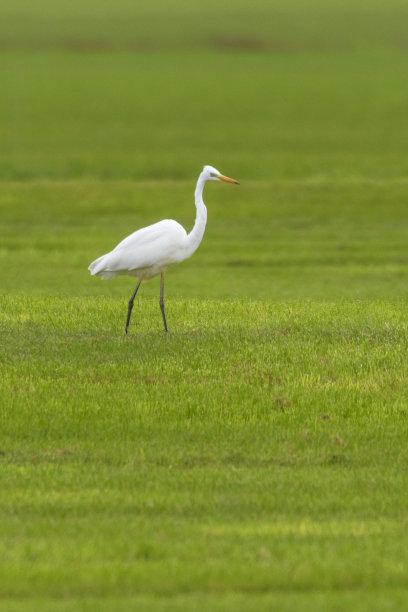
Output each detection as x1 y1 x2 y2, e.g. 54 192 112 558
202 165 240 184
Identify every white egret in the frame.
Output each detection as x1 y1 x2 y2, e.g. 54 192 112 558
88 165 240 333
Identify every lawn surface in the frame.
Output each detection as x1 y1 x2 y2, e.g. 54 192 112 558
1 1 408 610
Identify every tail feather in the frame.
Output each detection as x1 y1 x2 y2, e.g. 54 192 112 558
88 254 105 275
88 254 117 279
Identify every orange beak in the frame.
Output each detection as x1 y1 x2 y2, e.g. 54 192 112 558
218 174 240 185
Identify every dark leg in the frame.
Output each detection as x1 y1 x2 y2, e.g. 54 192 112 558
160 272 168 332
125 280 142 334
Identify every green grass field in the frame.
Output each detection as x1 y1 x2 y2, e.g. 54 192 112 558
1 1 408 610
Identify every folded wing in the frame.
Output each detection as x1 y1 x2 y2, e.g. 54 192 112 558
88 219 188 279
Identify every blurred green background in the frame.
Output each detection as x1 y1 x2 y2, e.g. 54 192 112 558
1 0 408 300
2 0 408 180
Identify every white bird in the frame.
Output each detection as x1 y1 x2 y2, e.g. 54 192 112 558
88 165 240 333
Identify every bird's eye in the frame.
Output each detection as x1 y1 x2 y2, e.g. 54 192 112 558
210 172 217 177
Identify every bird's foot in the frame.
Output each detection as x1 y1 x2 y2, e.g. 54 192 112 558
125 321 141 334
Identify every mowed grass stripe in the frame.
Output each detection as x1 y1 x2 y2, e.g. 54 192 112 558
1 178 408 300
2 296 408 431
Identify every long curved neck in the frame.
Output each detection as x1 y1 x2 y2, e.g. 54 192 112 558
185 172 208 258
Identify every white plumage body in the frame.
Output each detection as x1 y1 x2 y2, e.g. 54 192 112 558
89 219 188 280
